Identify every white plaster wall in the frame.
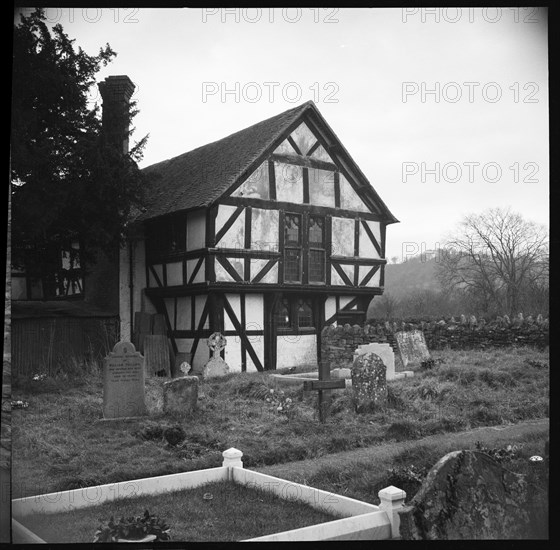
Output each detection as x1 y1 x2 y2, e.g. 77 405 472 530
12 277 26 300
325 296 337 322
194 295 209 329
186 258 205 283
359 265 381 287
245 294 263 331
176 296 192 331
166 261 183 286
224 294 240 330
119 239 149 342
276 334 317 368
187 210 206 250
216 205 244 249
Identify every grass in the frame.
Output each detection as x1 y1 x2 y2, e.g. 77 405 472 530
12 346 548 501
19 480 343 543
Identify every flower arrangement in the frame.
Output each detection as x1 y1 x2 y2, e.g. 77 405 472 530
93 510 171 542
11 400 29 410
265 389 295 419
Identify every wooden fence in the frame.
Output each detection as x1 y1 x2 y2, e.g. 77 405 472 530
12 316 119 378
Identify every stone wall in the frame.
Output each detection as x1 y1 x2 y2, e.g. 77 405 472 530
321 315 549 369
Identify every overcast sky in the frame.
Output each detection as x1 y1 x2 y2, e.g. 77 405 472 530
26 7 549 260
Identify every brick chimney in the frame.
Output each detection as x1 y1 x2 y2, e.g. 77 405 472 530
98 75 135 155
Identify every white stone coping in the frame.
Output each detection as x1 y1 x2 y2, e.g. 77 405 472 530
12 448 405 543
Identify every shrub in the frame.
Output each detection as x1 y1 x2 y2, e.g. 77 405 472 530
474 441 523 463
386 465 428 499
163 426 186 446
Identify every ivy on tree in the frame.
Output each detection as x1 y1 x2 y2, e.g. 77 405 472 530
11 8 148 276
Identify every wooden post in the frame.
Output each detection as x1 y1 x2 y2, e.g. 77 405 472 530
303 375 345 422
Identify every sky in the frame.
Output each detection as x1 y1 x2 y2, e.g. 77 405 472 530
19 6 549 260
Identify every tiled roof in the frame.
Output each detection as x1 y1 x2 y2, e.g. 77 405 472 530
138 102 312 221
137 101 398 223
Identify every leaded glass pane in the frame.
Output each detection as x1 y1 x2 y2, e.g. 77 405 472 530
285 214 301 246
284 249 301 282
297 299 314 328
308 250 325 282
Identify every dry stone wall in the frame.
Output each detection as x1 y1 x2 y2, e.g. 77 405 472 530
321 316 549 369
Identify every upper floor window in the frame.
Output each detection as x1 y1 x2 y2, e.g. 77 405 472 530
283 213 326 284
284 213 302 282
146 214 186 259
308 216 325 283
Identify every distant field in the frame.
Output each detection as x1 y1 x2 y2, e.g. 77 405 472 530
12 346 548 504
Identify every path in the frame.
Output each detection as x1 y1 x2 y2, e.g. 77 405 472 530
256 419 549 481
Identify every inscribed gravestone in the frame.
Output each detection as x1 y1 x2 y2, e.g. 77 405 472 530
398 450 531 540
103 341 147 419
394 330 430 368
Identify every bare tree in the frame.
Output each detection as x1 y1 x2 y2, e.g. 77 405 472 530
438 208 548 317
369 292 400 319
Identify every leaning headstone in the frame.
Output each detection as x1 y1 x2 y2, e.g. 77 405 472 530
202 332 230 378
163 376 198 414
144 334 170 376
351 352 387 413
103 341 147 419
354 343 396 380
394 330 430 368
398 450 530 540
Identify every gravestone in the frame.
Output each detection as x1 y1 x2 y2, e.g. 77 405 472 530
398 450 531 539
163 376 198 414
202 332 230 378
354 343 395 380
144 334 170 376
394 330 430 368
351 352 387 413
173 352 191 378
103 341 147 419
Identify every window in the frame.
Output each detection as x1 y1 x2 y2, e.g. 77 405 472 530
146 215 186 259
274 296 315 333
43 241 83 298
284 214 302 282
282 213 326 284
308 216 325 283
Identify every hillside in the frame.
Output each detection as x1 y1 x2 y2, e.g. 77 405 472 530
381 255 441 299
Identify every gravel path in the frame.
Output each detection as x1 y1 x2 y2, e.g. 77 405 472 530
255 418 549 482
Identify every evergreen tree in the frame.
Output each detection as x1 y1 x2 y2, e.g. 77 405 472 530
11 8 147 281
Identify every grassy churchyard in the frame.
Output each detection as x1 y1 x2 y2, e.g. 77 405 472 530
13 346 548 512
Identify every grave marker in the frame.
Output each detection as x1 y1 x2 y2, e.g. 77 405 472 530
394 330 430 368
202 332 230 378
303 361 345 422
103 341 147 419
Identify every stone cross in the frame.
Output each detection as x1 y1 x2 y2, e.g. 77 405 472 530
207 332 227 358
203 332 230 378
303 361 345 422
